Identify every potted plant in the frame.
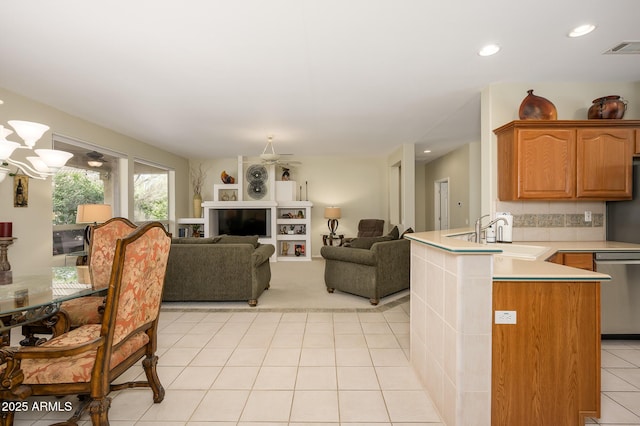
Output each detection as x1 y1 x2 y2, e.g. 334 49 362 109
190 164 207 218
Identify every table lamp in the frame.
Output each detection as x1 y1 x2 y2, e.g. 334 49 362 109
324 206 341 238
76 204 113 248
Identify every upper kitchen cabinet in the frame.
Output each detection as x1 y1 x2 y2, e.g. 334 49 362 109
495 120 639 201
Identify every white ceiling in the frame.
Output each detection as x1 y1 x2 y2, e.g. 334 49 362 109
1 1 639 162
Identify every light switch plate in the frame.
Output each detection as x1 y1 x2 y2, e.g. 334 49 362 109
495 310 517 324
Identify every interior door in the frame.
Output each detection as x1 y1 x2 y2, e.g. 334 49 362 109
435 179 449 230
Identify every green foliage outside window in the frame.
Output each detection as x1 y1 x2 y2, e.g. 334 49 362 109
134 173 168 221
52 170 104 225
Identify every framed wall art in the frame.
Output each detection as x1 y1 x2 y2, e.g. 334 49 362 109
13 174 28 208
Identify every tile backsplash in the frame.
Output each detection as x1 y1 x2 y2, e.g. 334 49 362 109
495 200 606 242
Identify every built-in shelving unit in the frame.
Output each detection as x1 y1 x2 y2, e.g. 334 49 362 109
189 155 313 261
275 201 312 261
176 217 205 238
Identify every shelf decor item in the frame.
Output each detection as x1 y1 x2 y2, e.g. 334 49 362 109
588 95 627 119
518 89 557 120
220 170 235 184
191 164 207 218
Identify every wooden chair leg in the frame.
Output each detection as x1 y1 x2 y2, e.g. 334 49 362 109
0 410 14 426
88 397 111 425
142 355 165 403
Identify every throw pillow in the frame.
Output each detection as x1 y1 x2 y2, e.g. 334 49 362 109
348 235 394 250
215 234 259 248
387 225 400 240
400 227 415 238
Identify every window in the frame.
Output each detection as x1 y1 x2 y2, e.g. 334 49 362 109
133 160 169 223
52 137 122 256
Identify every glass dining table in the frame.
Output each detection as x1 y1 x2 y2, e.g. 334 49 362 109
0 267 103 346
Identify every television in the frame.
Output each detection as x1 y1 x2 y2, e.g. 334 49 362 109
216 208 270 237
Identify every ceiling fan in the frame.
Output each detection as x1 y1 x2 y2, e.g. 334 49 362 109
86 151 108 167
253 136 301 166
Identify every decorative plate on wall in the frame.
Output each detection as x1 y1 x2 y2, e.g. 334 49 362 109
246 164 268 183
247 181 267 200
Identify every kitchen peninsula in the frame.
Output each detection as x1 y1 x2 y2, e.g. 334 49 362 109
405 229 640 426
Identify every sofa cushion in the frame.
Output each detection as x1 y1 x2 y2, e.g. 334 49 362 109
215 234 260 248
348 235 394 250
172 237 219 244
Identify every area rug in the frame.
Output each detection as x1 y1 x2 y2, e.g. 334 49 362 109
161 258 409 312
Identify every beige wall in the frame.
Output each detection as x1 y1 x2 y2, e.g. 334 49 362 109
481 81 640 241
421 142 481 231
1 87 190 273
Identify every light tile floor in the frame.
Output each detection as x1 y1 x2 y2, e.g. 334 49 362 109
9 303 640 425
12 300 444 425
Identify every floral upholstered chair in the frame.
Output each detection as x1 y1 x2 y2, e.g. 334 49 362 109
0 221 171 426
55 217 138 333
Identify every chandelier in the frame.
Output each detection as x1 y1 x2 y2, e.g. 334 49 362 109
0 120 73 182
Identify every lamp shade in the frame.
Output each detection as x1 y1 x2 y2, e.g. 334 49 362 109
76 204 113 224
8 120 50 148
324 207 341 220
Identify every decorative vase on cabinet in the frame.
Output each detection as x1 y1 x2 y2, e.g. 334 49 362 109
518 89 557 120
193 194 203 218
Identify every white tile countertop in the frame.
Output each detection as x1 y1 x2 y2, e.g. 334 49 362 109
405 228 640 282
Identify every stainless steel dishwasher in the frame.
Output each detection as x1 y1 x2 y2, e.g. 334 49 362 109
595 251 640 339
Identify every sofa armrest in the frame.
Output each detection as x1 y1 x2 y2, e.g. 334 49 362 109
252 244 275 267
320 245 377 266
370 238 410 257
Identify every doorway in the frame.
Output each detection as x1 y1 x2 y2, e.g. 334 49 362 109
434 178 449 230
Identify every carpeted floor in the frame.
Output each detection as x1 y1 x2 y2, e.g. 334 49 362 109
161 258 410 312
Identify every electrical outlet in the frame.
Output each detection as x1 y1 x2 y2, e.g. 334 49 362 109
495 310 517 324
584 211 592 222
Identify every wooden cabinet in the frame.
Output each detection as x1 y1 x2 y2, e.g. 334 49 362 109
492 280 601 425
495 120 638 201
577 128 634 198
550 251 594 271
636 129 640 155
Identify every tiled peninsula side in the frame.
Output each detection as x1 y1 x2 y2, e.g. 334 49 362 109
407 235 496 426
405 232 628 426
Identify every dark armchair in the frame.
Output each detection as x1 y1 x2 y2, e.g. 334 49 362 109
321 226 409 305
343 219 385 246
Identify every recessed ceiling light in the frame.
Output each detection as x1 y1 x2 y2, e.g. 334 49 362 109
423 150 432 154
568 24 596 38
478 44 500 57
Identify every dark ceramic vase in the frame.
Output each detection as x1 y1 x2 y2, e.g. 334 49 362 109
518 89 558 120
588 95 627 119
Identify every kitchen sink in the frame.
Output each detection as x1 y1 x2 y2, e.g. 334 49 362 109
492 243 549 260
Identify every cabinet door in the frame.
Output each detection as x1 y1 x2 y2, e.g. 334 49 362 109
576 129 633 199
516 129 576 199
562 252 594 271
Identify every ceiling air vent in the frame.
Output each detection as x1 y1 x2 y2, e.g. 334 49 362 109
604 41 640 55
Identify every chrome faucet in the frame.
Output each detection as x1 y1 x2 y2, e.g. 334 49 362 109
474 215 509 243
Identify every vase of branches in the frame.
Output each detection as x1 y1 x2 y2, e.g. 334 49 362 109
191 164 206 218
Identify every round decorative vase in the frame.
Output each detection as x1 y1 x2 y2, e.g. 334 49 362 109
588 95 627 119
193 194 203 218
518 89 558 120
